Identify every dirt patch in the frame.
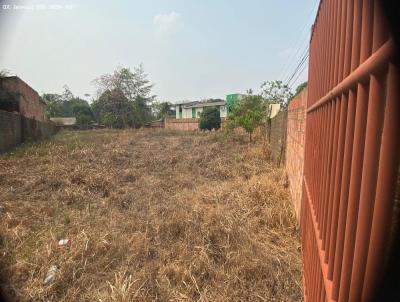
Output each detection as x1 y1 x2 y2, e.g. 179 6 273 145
0 129 302 301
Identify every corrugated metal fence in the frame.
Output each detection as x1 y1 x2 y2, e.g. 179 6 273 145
302 0 399 301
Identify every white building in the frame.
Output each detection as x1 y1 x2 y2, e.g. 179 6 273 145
174 99 280 120
175 100 227 119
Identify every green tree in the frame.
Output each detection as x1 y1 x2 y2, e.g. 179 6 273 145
76 113 92 128
199 107 221 131
151 101 175 119
227 95 265 142
73 103 93 128
291 81 308 99
260 80 293 110
101 112 117 128
41 93 63 117
91 89 132 128
41 86 94 123
92 65 155 128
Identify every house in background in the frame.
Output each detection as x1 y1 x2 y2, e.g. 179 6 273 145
174 94 281 120
0 76 47 122
226 93 245 113
175 99 226 119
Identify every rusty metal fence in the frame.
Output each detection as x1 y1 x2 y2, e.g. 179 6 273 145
302 0 399 301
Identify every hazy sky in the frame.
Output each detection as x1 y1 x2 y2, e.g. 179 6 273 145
0 0 318 102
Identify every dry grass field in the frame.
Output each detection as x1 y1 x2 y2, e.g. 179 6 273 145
0 129 302 301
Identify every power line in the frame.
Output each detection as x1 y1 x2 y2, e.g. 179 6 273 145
284 50 309 87
288 58 308 89
278 0 319 82
283 46 308 84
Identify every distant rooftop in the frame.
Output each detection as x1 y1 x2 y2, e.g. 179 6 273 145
50 117 76 126
176 99 226 108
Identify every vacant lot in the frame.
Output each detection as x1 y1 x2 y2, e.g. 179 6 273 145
0 129 301 301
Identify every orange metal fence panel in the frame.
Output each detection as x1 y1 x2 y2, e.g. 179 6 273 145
302 0 399 301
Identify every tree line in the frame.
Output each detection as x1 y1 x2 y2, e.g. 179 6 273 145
41 65 174 128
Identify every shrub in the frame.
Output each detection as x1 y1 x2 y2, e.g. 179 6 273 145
227 95 266 142
101 112 117 128
199 107 221 130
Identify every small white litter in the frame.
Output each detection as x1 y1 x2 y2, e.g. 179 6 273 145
58 239 71 247
43 265 58 285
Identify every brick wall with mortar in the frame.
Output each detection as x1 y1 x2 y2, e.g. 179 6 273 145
165 118 231 131
0 110 56 153
1 76 47 122
267 110 287 165
165 118 199 131
285 87 307 219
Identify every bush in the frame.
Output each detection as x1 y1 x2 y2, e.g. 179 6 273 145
199 107 221 130
101 112 117 128
227 95 265 142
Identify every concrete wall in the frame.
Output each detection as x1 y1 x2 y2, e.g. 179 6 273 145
0 110 56 153
165 118 199 131
1 76 47 122
285 88 307 219
267 111 287 165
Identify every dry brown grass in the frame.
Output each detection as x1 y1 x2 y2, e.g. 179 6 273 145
0 129 302 301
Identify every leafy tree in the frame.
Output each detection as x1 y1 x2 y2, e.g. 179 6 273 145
227 95 265 142
72 103 93 118
91 89 133 128
131 96 153 127
151 101 175 119
92 65 155 128
94 65 154 101
291 81 308 99
41 93 63 117
76 113 92 128
199 107 221 131
101 112 117 128
246 88 254 95
41 86 94 127
73 103 93 128
260 80 293 110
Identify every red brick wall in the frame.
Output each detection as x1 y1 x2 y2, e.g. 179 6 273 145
165 118 200 131
286 87 307 219
1 77 47 122
164 118 230 131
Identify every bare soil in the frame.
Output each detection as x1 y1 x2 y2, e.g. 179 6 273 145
0 129 302 301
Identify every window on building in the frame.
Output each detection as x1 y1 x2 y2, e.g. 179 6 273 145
192 107 196 118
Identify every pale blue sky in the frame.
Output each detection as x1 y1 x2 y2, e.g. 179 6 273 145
0 0 318 102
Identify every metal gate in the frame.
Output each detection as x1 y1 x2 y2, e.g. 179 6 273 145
302 0 399 301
